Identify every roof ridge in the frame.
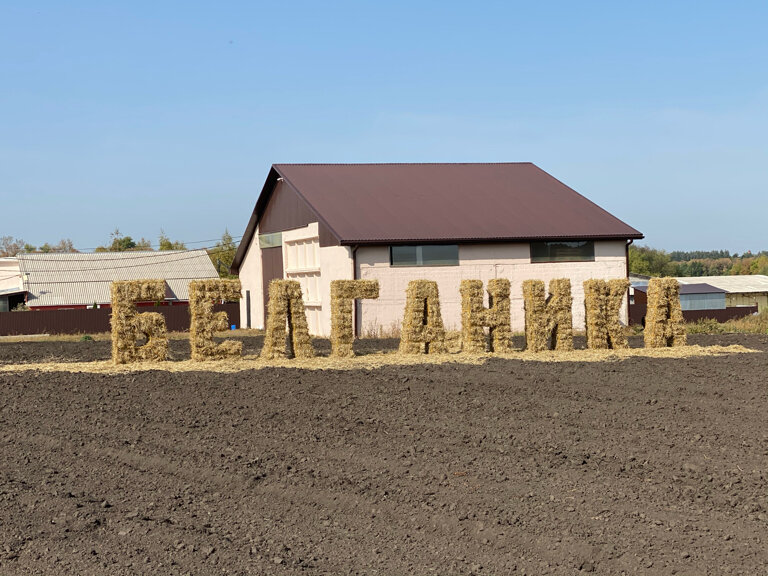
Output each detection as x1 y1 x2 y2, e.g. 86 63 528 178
273 162 536 166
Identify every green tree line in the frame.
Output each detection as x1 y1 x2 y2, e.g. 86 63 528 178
630 245 768 277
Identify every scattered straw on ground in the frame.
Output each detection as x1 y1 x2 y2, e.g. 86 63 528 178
0 345 756 374
0 329 264 343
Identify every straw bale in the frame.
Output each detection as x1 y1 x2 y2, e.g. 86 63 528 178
584 278 630 349
460 279 513 353
330 279 380 358
133 312 169 361
189 279 243 361
523 278 573 352
460 280 486 354
644 277 687 348
398 280 447 354
110 280 168 365
261 280 315 359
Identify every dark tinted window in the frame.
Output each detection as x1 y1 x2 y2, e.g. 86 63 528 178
421 245 459 265
390 245 418 266
391 245 459 266
530 241 595 263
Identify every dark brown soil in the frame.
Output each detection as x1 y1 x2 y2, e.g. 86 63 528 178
1 334 767 574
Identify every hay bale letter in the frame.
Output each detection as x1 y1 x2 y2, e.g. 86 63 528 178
460 279 513 353
399 280 447 354
189 279 243 361
584 278 630 349
644 278 687 348
110 280 168 364
522 278 573 352
261 280 315 359
330 279 379 358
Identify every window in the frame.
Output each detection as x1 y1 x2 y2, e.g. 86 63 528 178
530 241 595 263
258 232 282 249
390 245 459 267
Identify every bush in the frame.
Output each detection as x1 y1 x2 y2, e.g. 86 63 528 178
686 311 768 335
686 318 726 334
80 334 94 341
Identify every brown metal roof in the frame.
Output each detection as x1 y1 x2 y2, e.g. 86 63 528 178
232 163 642 272
634 283 727 295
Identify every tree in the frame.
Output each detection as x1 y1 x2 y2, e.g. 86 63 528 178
95 229 151 252
0 236 25 257
628 245 677 277
134 238 153 250
51 238 77 252
158 231 186 251
686 260 705 277
208 229 238 278
17 238 77 254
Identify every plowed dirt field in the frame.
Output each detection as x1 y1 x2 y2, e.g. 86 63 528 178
1 334 767 575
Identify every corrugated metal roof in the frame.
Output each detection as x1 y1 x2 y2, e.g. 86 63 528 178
18 250 218 307
676 275 768 294
275 163 643 243
634 283 726 295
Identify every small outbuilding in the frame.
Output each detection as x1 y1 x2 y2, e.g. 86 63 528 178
232 163 644 336
628 282 757 325
675 275 768 313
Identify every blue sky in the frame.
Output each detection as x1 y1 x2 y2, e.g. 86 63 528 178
1 1 766 253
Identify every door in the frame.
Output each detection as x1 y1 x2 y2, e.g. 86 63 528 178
261 247 284 324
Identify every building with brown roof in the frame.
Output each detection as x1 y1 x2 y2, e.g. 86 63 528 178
232 163 643 336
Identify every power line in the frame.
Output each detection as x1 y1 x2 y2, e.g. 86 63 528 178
13 234 243 257
18 248 214 263
23 276 223 286
73 235 243 252
13 245 241 265
18 247 238 274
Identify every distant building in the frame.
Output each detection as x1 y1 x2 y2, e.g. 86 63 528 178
17 250 218 310
630 281 758 325
676 275 768 312
232 163 643 336
0 257 25 312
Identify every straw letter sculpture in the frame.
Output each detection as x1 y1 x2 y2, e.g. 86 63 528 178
330 279 379 358
522 279 574 352
583 278 630 350
110 280 168 364
261 279 315 359
644 278 687 348
399 280 447 354
189 279 243 361
460 279 513 353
